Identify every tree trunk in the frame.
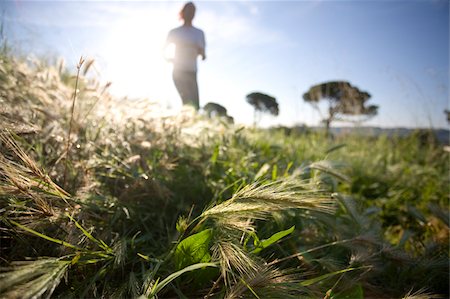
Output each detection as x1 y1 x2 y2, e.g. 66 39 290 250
326 101 333 137
325 118 331 137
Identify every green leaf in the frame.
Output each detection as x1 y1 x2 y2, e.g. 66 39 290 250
251 225 295 254
243 231 259 251
175 229 213 270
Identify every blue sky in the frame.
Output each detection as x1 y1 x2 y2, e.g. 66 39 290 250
2 0 449 128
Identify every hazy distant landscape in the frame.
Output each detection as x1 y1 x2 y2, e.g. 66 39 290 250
307 127 450 144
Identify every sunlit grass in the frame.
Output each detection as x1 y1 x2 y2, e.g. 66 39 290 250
0 46 448 298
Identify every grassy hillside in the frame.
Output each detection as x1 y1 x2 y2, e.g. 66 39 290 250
0 51 448 299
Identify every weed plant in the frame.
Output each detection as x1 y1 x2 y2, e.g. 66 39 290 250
0 47 448 298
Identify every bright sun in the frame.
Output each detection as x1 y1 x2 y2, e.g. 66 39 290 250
98 7 180 108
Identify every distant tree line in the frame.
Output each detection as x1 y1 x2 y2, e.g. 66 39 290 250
203 80 381 134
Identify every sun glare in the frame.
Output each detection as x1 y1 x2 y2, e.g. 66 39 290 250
98 7 179 108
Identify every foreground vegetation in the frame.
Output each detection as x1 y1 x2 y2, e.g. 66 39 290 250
0 49 448 299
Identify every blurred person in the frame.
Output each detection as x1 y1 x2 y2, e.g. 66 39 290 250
165 2 206 110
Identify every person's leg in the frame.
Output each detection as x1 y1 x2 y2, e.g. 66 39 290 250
172 70 186 104
173 70 199 110
185 72 199 110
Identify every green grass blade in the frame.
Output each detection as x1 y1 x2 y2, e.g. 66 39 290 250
66 213 112 253
300 266 369 287
239 277 261 299
325 143 346 154
9 219 83 251
149 262 218 297
309 160 350 182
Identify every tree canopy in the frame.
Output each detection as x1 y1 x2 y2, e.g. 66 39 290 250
246 92 279 126
303 81 378 132
203 102 228 118
246 92 279 116
203 102 234 123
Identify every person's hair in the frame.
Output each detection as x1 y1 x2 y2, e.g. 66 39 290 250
179 2 196 22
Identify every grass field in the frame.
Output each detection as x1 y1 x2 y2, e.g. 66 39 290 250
0 49 449 299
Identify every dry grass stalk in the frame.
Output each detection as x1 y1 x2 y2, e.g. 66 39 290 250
225 266 299 299
63 56 85 187
202 179 335 233
0 131 70 217
212 240 258 287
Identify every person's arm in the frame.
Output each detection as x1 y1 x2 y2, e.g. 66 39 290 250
199 47 206 61
199 31 206 60
164 30 174 62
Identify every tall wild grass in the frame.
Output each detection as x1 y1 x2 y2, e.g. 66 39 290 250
0 47 448 298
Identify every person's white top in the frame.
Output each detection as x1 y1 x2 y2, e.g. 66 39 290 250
166 25 205 72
